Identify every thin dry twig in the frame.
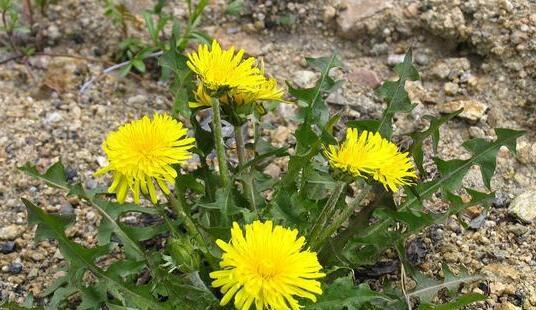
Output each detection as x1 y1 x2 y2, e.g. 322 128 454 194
79 51 163 94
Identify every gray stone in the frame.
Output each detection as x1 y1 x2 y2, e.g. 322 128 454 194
0 241 16 254
508 191 536 223
7 262 22 274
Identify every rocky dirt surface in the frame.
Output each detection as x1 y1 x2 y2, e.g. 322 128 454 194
0 0 535 309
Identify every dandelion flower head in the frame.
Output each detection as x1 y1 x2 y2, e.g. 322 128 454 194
95 113 195 204
187 40 266 93
325 129 416 191
210 221 325 310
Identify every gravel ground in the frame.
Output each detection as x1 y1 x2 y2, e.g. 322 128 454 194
0 0 534 308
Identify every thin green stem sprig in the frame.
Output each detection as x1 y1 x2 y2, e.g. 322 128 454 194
308 180 346 250
234 123 259 218
210 96 232 188
167 194 219 271
315 182 373 250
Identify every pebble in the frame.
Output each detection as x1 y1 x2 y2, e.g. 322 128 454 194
7 263 23 274
0 225 22 240
292 70 317 88
127 95 147 105
335 0 390 39
469 126 486 138
0 241 16 254
444 82 460 96
432 63 450 79
516 141 536 165
508 191 536 223
387 54 405 66
47 24 61 41
264 163 281 178
348 68 381 88
86 211 97 223
414 53 429 66
44 112 63 124
437 99 488 123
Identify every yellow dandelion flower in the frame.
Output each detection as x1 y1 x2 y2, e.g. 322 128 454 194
95 113 195 204
325 129 417 191
210 221 325 310
187 40 266 93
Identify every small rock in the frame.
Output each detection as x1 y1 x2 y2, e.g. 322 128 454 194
469 213 487 230
7 262 22 274
444 82 459 96
96 156 108 168
292 70 317 88
465 205 483 218
387 54 405 66
60 202 74 215
86 211 97 223
432 63 450 79
127 94 147 105
47 24 61 41
0 225 22 240
508 191 536 223
0 241 16 254
31 252 45 261
348 68 381 88
437 99 488 123
44 112 63 124
495 301 521 310
323 5 337 24
335 0 390 39
516 141 536 164
414 53 429 66
407 238 428 265
492 192 510 208
85 178 98 190
326 91 346 105
507 224 528 236
469 126 486 138
264 163 281 178
370 43 389 56
271 126 290 144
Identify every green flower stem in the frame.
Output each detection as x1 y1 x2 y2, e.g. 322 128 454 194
168 195 218 270
319 184 384 262
153 202 180 238
315 183 372 249
234 124 259 217
211 97 231 187
308 181 346 250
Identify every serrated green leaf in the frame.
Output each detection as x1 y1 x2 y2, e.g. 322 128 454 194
409 266 481 303
409 110 462 175
419 293 487 310
22 199 166 309
462 128 523 188
19 161 69 190
306 276 394 309
375 49 420 138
